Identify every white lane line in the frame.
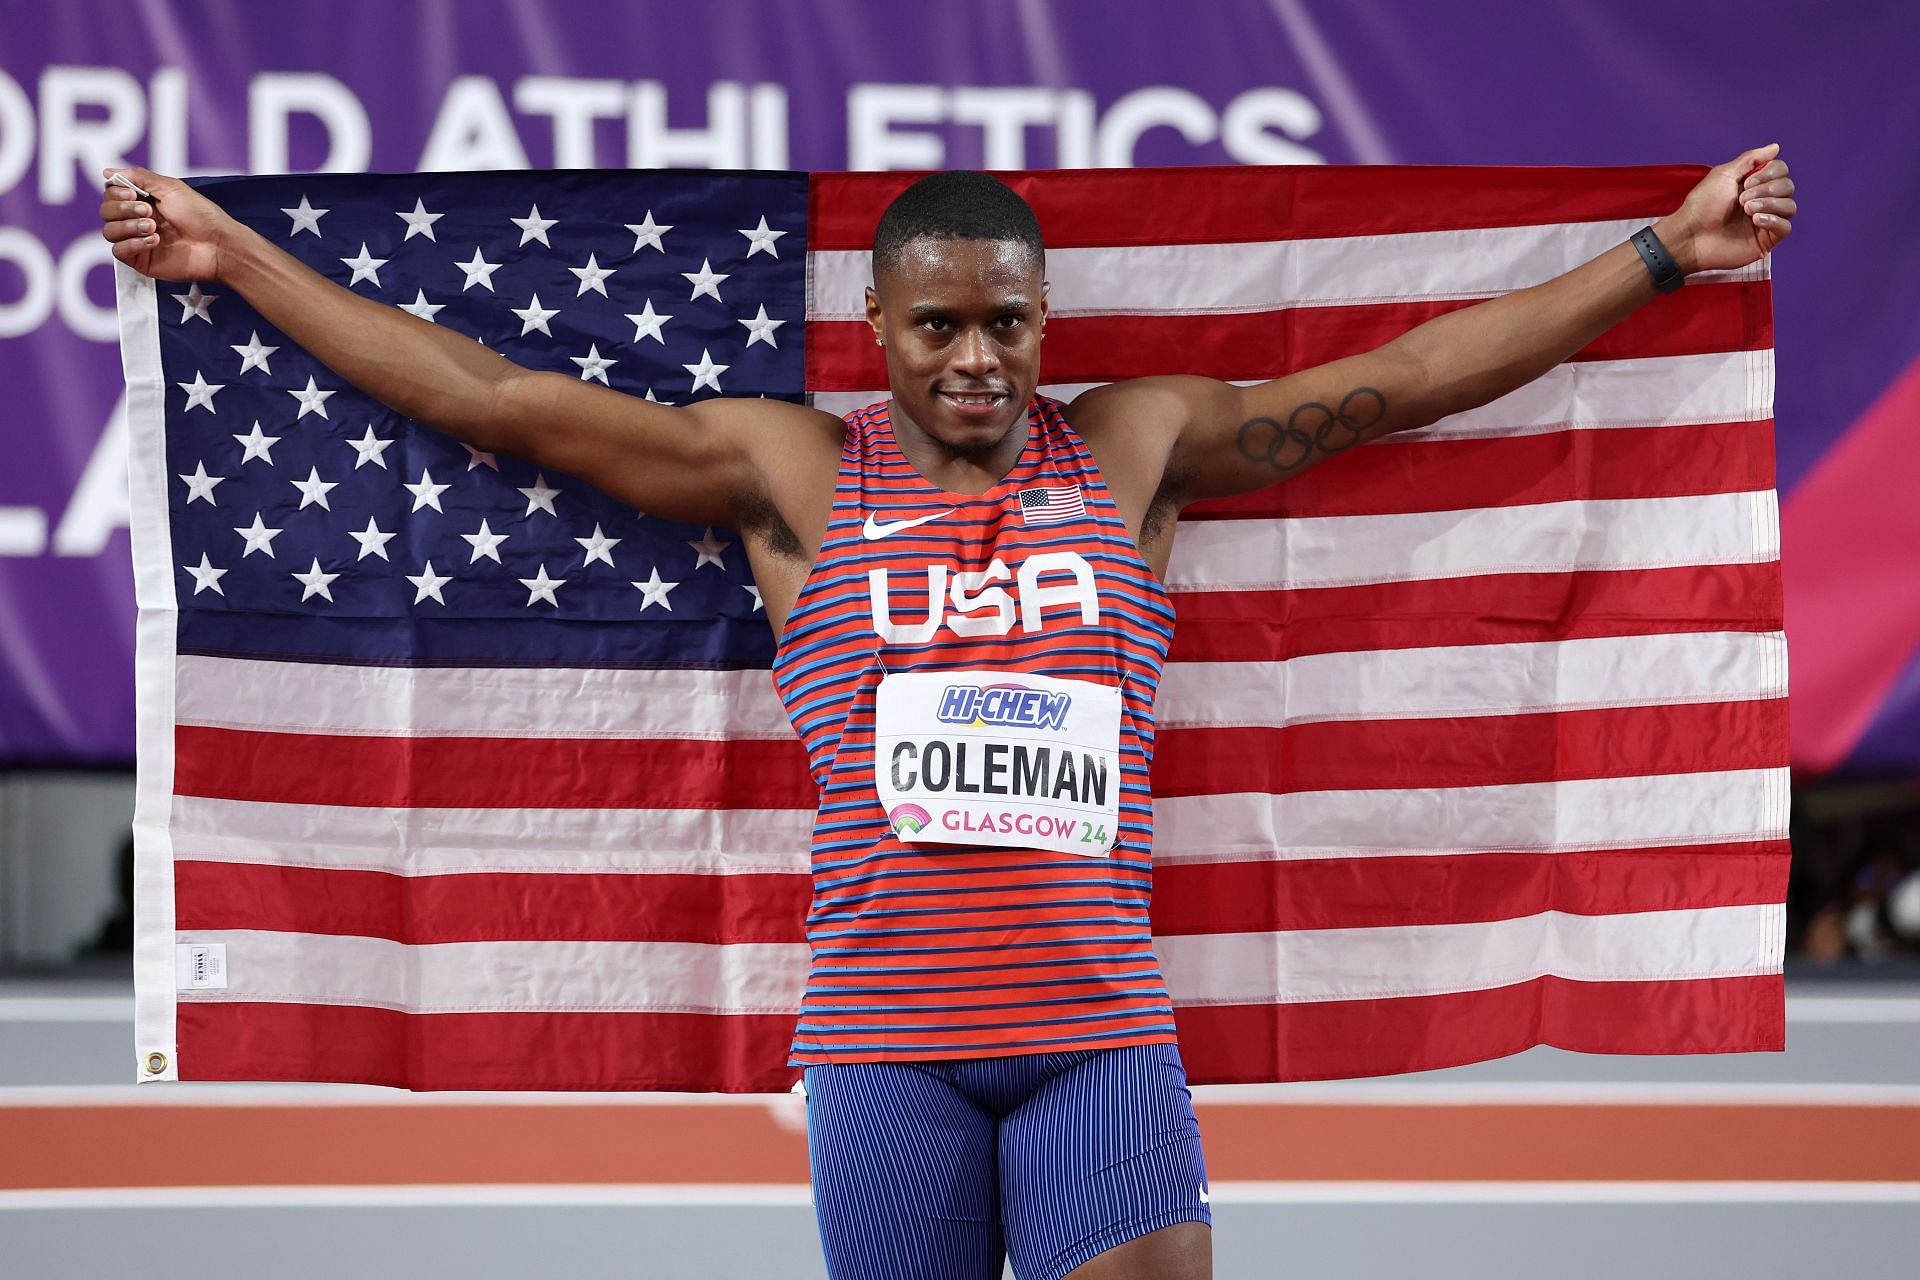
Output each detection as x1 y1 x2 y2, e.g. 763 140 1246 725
0 999 133 1022
1784 996 1920 1023
4 1182 1918 1210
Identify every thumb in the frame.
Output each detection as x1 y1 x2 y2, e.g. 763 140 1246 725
1723 142 1780 177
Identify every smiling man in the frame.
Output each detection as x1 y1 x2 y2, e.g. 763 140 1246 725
103 150 1794 1280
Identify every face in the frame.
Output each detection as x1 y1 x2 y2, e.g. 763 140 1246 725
867 236 1048 457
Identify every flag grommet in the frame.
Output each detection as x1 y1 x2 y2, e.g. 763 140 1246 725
144 1052 168 1075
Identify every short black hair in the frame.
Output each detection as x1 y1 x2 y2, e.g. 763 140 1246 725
871 171 1045 280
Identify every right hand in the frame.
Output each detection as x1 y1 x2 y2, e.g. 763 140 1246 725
98 166 231 283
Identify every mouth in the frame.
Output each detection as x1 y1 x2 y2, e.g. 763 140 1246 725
936 389 1013 420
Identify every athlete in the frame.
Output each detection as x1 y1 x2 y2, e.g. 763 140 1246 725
102 148 1794 1280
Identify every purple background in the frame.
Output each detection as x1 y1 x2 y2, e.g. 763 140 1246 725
1 0 1914 766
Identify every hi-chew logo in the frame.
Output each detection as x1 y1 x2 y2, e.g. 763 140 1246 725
935 683 1071 731
891 804 932 836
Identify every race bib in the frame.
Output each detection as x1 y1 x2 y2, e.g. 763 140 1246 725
874 669 1122 857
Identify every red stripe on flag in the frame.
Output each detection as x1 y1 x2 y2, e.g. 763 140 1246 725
808 165 1706 251
1174 972 1785 1085
1182 420 1775 521
177 1001 801 1093
173 861 814 945
1151 842 1791 935
1152 699 1790 797
174 726 816 809
1167 564 1786 662
806 285 1771 388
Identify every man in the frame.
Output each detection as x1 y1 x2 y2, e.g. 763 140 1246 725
102 148 1794 1280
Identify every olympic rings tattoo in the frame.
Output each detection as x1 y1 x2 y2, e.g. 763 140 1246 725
1235 386 1388 475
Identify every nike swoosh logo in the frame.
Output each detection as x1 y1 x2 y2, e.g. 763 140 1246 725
1198 1187 1210 1204
862 509 954 541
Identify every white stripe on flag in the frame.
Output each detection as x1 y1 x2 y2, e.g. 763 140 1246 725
1158 903 1785 1005
175 658 793 740
176 930 811 1013
1153 768 1790 864
812 352 1774 435
169 796 814 875
1157 632 1788 729
173 904 1781 1013
807 221 1767 319
1166 491 1779 592
178 630 1786 741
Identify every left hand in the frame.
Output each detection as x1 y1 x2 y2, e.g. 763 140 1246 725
1654 143 1795 274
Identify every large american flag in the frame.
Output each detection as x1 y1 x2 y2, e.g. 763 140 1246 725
121 165 1786 1091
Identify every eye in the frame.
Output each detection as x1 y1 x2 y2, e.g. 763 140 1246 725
919 316 951 333
995 314 1024 330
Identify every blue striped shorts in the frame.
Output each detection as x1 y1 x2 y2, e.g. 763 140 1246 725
802 1042 1211 1280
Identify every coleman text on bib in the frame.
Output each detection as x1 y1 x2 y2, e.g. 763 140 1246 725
874 669 1122 857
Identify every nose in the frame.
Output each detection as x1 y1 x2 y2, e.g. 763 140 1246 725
949 326 999 380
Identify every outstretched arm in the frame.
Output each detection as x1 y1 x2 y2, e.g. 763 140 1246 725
1114 145 1795 507
99 166 834 526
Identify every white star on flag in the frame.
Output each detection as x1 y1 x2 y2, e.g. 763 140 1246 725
575 523 622 567
281 195 327 236
518 564 567 607
513 294 560 337
396 198 444 241
743 584 764 611
232 513 283 558
739 216 786 258
405 468 450 512
172 283 218 323
182 552 228 596
512 204 557 246
625 299 672 344
461 518 508 563
462 443 499 472
625 212 671 252
348 517 397 561
456 248 502 291
572 345 616 384
399 290 446 322
631 566 679 611
291 466 338 510
682 258 729 302
233 421 280 464
568 254 615 296
177 461 225 505
739 305 786 348
289 376 336 420
688 527 730 570
407 561 452 605
292 558 339 602
683 348 729 394
231 330 279 374
517 473 562 516
340 243 388 287
177 371 223 413
346 426 395 469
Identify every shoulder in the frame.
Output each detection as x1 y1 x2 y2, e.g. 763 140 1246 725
1062 375 1231 441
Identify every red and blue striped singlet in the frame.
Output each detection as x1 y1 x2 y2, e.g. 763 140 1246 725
771 396 1180 1064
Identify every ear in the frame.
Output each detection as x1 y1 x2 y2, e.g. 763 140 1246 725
1038 279 1049 333
864 285 884 344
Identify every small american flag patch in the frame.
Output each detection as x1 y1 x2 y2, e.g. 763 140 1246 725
1017 485 1086 526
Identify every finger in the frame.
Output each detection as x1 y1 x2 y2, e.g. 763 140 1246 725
1749 197 1797 220
1729 142 1781 173
1756 212 1792 241
1746 177 1794 200
1742 161 1788 189
99 198 151 221
102 219 156 243
110 238 155 265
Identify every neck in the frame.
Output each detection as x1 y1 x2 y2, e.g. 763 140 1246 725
887 399 1031 495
